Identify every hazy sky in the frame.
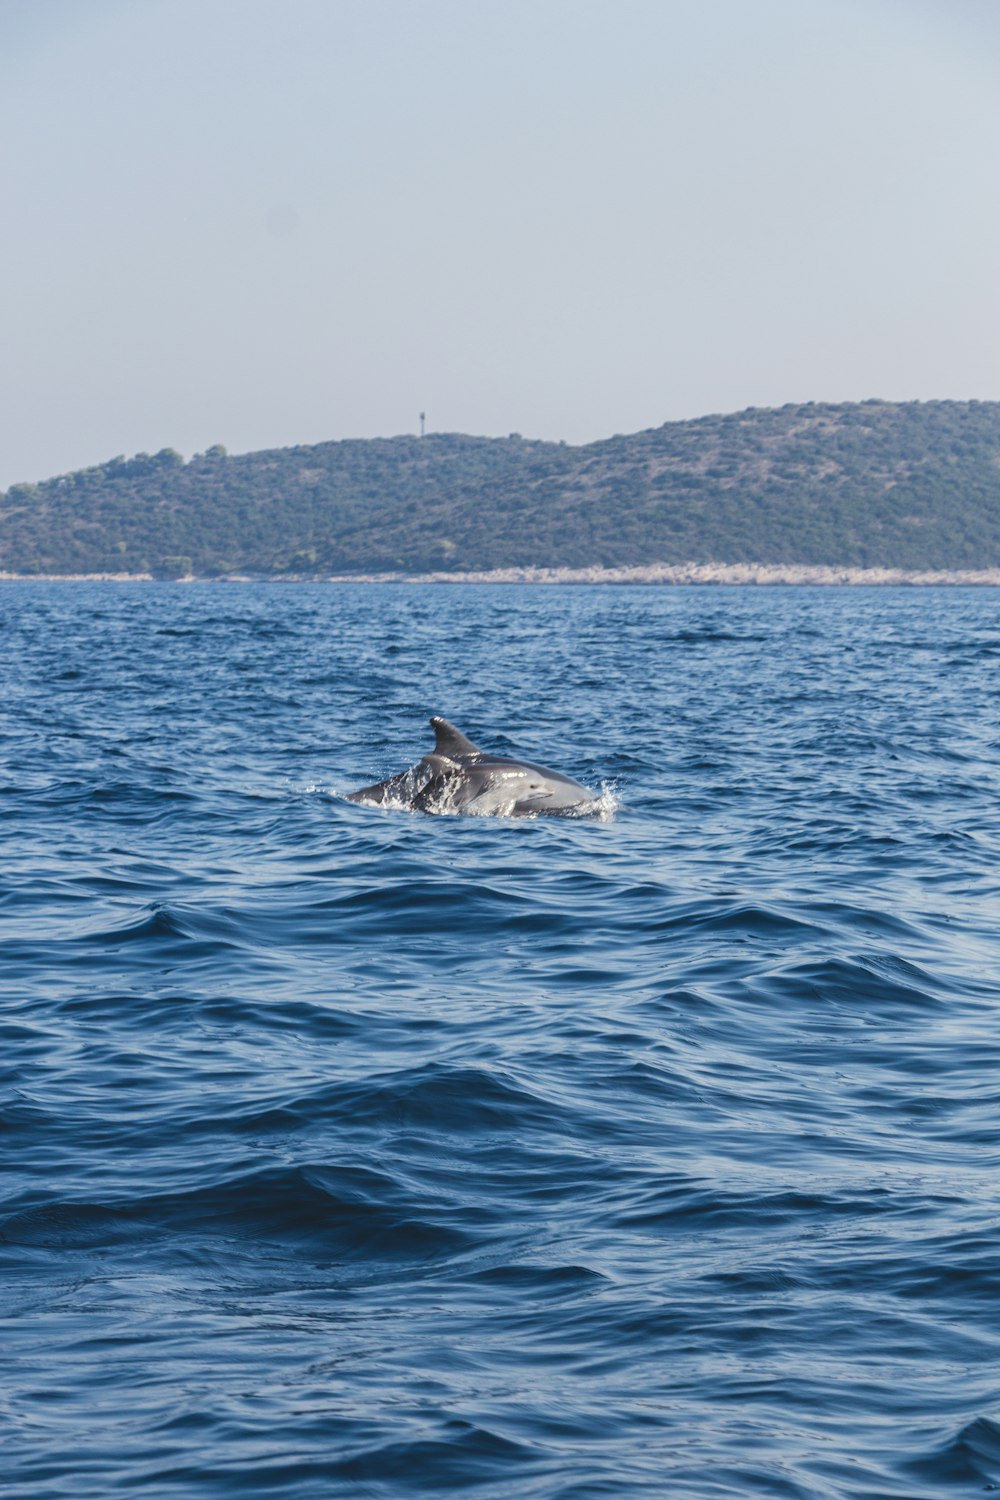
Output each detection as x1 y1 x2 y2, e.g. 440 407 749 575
2 0 999 486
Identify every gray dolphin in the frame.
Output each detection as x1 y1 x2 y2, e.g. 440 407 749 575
346 716 597 817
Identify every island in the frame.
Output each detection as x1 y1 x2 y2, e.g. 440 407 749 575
2 400 999 580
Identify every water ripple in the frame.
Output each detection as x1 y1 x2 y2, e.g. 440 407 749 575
3 582 1000 1498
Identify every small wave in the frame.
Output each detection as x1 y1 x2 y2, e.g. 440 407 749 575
329 1420 536 1488
760 953 949 1013
901 1415 1000 1488
82 901 251 956
1 1164 479 1262
0 901 271 983
0 1200 147 1249
296 1062 563 1136
668 628 771 643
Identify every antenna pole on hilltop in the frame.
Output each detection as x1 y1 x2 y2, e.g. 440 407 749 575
419 411 426 438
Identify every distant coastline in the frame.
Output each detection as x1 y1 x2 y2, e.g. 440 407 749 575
5 563 1000 586
5 402 1000 579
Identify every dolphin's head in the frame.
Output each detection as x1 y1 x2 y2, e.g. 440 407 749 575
459 762 592 817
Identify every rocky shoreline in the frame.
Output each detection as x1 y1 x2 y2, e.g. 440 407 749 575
5 562 1000 586
324 563 1000 586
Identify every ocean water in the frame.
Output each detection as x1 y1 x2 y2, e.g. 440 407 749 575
3 581 1000 1500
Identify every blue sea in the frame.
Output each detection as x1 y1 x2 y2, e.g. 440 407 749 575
3 581 1000 1499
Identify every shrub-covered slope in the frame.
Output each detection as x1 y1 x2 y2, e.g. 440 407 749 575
2 400 999 576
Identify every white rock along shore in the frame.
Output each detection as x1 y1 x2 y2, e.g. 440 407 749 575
4 563 1000 585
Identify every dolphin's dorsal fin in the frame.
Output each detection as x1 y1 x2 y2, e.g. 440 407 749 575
430 716 482 758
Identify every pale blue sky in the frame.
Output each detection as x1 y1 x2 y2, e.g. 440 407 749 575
2 0 999 487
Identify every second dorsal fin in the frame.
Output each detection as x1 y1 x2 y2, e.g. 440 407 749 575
430 716 482 758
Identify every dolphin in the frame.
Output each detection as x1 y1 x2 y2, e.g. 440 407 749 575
346 716 597 817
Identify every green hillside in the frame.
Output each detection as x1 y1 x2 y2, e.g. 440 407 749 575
2 400 999 577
